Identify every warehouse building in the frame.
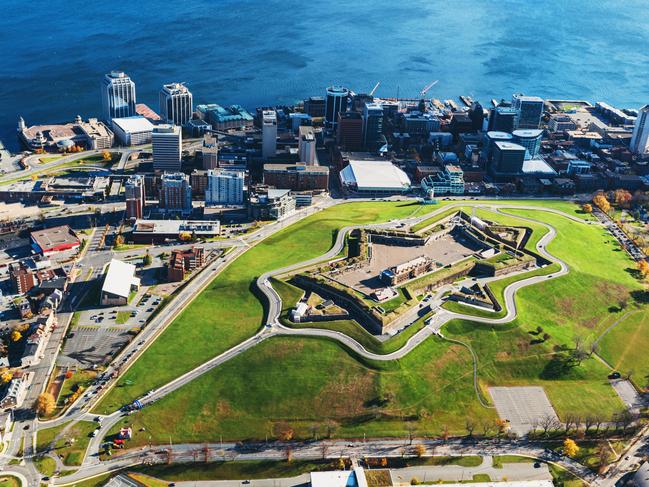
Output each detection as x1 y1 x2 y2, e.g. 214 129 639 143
30 225 80 255
339 159 411 195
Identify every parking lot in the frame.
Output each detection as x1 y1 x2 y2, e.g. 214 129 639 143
58 292 163 368
489 386 559 436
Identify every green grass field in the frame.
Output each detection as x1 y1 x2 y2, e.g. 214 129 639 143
94 200 435 412
37 421 96 466
95 200 644 443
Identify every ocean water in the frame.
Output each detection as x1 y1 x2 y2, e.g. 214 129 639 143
1 0 649 151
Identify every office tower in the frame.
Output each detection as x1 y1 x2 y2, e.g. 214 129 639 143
101 71 136 124
336 112 363 150
261 110 277 158
159 83 193 126
304 96 325 117
468 102 485 131
630 105 649 155
482 131 514 161
325 86 349 130
363 102 384 150
491 141 526 175
202 133 219 169
512 94 544 129
205 169 245 205
125 175 146 219
159 172 192 214
488 106 517 133
152 124 182 172
298 126 316 164
512 129 543 159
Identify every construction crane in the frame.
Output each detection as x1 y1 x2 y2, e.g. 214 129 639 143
369 81 381 96
419 80 439 98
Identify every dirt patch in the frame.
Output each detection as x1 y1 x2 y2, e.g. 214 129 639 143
266 340 305 360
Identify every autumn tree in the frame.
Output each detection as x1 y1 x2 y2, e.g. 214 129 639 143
593 193 611 213
637 260 649 278
10 330 22 342
36 392 56 416
0 369 12 383
143 253 152 266
563 438 580 458
102 150 112 161
581 203 593 214
614 189 633 208
415 444 426 457
114 234 125 246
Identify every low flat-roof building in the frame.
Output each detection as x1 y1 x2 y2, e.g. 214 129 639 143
30 225 80 255
100 259 140 306
339 159 411 195
111 116 155 146
263 163 329 191
132 220 220 244
0 176 110 203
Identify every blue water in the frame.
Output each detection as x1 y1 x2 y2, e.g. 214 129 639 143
2 0 649 151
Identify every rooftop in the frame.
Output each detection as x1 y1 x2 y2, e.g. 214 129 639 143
340 159 411 190
111 116 154 133
30 225 79 251
102 259 139 299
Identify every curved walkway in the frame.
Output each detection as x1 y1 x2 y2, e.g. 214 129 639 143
256 203 574 363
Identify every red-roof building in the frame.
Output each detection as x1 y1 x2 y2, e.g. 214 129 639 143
30 225 80 255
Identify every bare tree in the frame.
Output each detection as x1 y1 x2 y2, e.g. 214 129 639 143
564 414 577 434
593 415 605 434
540 414 560 436
465 419 475 437
321 444 329 460
584 416 595 434
481 419 494 437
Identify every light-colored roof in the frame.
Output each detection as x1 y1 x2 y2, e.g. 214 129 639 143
102 259 137 299
633 462 649 487
310 470 358 487
522 158 557 175
111 116 154 134
340 159 411 191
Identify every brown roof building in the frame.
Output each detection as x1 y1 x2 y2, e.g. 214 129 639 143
167 247 205 282
263 163 329 191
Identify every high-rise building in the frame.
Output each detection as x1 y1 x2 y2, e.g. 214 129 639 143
205 169 245 206
488 106 517 133
482 131 514 161
125 175 146 220
336 112 363 150
152 125 182 172
630 105 649 155
261 110 277 159
159 83 193 126
304 96 325 117
363 102 384 150
101 71 136 124
325 86 349 130
512 129 543 160
512 94 544 129
263 163 329 191
468 102 485 131
298 126 316 164
202 133 219 169
491 141 526 175
159 172 192 215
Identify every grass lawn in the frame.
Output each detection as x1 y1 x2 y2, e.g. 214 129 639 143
34 455 57 476
106 335 493 445
492 455 535 468
132 460 343 482
56 370 97 409
116 311 131 325
597 310 649 388
37 421 97 466
94 200 436 413
96 200 640 442
0 477 21 487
